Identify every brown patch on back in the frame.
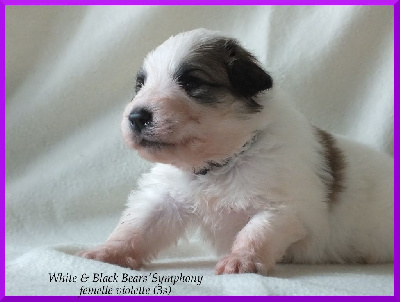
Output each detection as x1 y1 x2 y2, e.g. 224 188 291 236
314 127 346 207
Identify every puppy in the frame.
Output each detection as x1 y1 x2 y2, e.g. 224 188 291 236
78 29 393 274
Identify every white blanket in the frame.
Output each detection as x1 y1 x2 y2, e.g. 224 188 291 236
5 5 393 296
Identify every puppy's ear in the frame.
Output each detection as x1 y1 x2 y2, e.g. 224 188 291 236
225 39 273 98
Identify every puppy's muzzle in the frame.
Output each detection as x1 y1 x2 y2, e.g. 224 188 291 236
129 108 153 133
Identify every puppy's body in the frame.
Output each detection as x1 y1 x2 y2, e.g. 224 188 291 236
79 29 393 274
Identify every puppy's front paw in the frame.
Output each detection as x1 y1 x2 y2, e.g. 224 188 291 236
215 252 264 275
77 243 141 270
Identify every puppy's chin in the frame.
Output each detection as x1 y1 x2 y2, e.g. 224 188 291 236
133 140 177 164
123 134 214 170
122 126 241 172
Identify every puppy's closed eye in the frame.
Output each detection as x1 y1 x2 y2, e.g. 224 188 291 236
178 74 206 92
177 74 214 101
135 70 146 93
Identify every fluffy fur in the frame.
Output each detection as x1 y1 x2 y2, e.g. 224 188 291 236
78 29 393 275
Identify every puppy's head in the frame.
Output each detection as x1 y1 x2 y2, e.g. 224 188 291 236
121 29 273 171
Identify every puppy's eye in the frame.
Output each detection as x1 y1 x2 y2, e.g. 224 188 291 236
135 78 145 93
135 70 146 93
178 76 204 93
176 72 216 102
183 78 201 91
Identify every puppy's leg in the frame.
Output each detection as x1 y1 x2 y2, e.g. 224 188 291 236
78 188 193 269
216 211 307 275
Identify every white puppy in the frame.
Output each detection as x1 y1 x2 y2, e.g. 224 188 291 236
78 29 393 274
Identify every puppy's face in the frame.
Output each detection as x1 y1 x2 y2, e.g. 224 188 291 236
121 29 273 171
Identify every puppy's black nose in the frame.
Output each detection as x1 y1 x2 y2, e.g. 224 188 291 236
129 108 153 132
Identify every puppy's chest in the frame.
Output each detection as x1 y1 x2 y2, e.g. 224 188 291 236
193 194 256 233
188 173 268 223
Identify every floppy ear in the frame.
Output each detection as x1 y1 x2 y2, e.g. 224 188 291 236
225 39 273 98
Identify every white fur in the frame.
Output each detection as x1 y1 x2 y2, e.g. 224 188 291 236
78 29 393 274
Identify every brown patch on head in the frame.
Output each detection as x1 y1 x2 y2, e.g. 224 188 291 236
314 127 346 207
173 37 273 114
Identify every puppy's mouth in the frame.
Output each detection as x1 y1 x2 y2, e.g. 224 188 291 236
139 138 175 149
